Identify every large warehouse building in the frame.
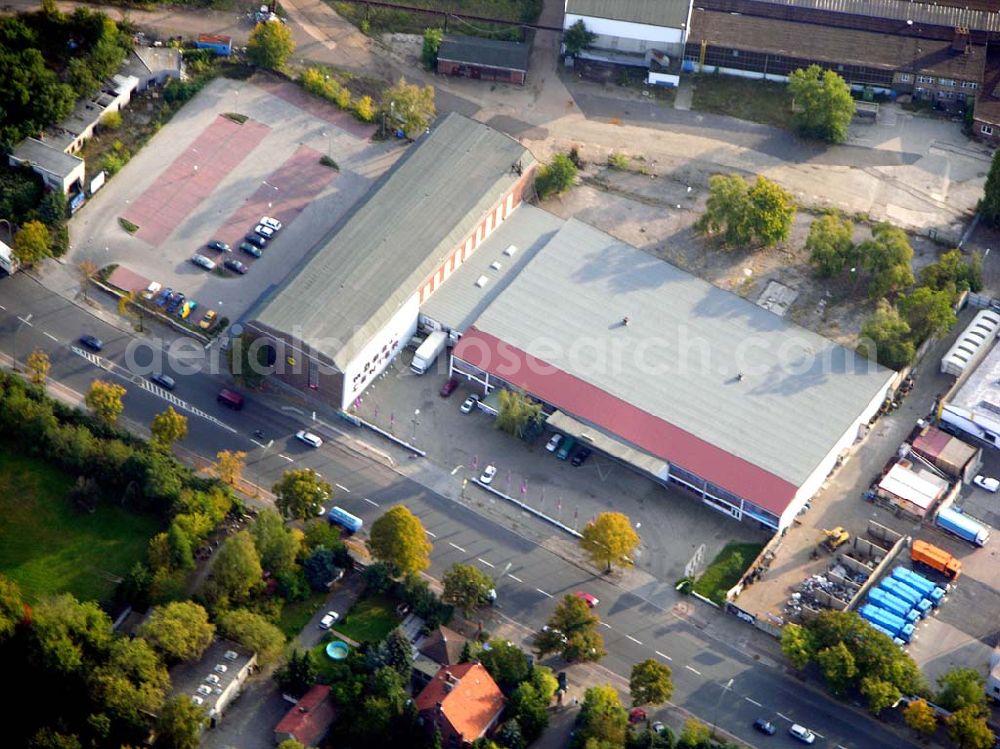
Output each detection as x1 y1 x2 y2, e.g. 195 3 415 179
450 219 896 530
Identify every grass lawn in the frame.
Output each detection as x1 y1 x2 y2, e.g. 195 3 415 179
691 75 793 130
693 542 765 605
277 592 328 639
331 0 540 37
335 594 402 643
0 450 161 602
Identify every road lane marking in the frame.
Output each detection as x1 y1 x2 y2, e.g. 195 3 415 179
0 304 5 310
43 332 58 342
812 732 825 740
625 635 642 645
279 454 294 462
477 557 494 568
507 574 523 582
599 622 612 629
535 588 553 598
17 315 32 326
362 497 379 507
451 465 461 475
685 665 701 675
776 713 791 722
336 483 351 493
745 697 762 707
655 650 672 661
448 542 467 553
426 530 437 538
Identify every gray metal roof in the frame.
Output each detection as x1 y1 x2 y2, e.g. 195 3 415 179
566 0 692 29
747 0 1000 34
253 113 534 369
420 204 563 332
471 218 894 487
438 35 531 72
10 138 83 179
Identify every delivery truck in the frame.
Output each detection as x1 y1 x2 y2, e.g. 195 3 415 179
935 506 990 547
410 330 448 375
911 539 961 580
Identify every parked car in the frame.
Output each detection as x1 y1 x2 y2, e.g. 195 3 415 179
318 611 339 629
178 299 197 319
149 373 176 390
191 254 216 271
166 293 185 314
154 287 173 306
460 394 479 414
239 241 262 258
260 216 282 231
79 335 103 352
571 447 592 467
573 591 599 608
480 464 497 485
753 719 776 736
206 239 231 252
789 725 816 744
198 310 218 330
254 224 275 239
628 708 646 725
245 233 267 248
651 722 666 734
440 378 459 397
974 474 999 493
295 430 323 448
543 626 568 645
224 258 248 275
545 434 563 452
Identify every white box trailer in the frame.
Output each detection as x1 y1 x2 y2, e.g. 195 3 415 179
410 330 448 375
0 239 19 275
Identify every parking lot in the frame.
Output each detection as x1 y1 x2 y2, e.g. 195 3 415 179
350 346 769 586
69 76 402 325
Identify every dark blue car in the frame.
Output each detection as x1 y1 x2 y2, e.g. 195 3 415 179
79 335 103 352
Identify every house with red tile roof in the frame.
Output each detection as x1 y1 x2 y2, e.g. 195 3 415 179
273 684 337 747
415 662 506 747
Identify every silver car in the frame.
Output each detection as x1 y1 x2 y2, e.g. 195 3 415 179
260 216 282 231
254 224 275 239
191 254 216 270
295 430 323 448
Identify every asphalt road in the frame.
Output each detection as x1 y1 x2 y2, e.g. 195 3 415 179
0 272 921 749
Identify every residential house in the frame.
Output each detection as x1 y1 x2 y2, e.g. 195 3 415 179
274 684 338 746
415 663 506 747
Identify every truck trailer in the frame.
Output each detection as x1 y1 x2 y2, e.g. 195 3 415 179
867 621 907 647
410 330 448 375
911 539 961 580
868 588 920 623
879 578 933 617
936 506 990 547
891 566 946 606
860 604 915 643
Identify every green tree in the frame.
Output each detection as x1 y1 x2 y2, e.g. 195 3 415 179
139 602 214 663
746 176 796 246
442 562 494 616
365 628 414 678
577 685 628 748
858 223 915 299
629 659 673 706
247 20 295 69
980 147 1000 227
150 407 188 451
937 667 987 715
207 531 262 605
921 248 983 299
28 729 83 749
788 65 856 143
679 717 711 748
535 594 605 662
563 19 596 56
215 449 246 486
858 300 915 370
101 109 122 130
118 290 144 332
581 511 640 572
354 95 376 123
534 153 578 200
251 509 301 575
26 349 50 386
780 623 813 670
480 638 532 694
495 720 524 749
861 677 900 715
946 707 994 749
367 505 432 576
806 212 856 276
510 682 548 741
383 78 436 138
898 286 956 342
495 388 544 439
0 574 24 641
695 173 750 246
154 695 207 749
90 637 170 727
303 547 340 591
276 649 319 698
816 641 858 695
216 608 286 665
84 380 126 425
13 219 51 266
421 27 443 68
272 468 331 521
277 741 307 749
903 699 937 736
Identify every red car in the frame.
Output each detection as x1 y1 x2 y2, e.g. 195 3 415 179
574 591 599 608
629 708 647 724
439 378 459 397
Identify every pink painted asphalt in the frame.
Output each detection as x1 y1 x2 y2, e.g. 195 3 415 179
123 115 270 246
210 143 339 253
253 78 377 139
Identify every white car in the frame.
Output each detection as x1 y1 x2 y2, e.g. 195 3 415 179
259 216 282 231
545 434 563 452
789 724 816 744
254 224 275 238
480 464 497 485
295 430 323 448
460 394 479 414
974 474 999 492
318 610 339 629
191 253 216 270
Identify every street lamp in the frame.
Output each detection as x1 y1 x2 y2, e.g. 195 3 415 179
411 408 420 444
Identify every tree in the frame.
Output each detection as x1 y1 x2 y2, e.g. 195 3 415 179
858 301 915 370
77 259 98 300
117 290 144 332
629 659 673 706
746 176 796 247
679 717 711 748
207 531 262 605
215 449 246 486
480 639 532 694
383 78 436 138
581 512 640 572
779 623 813 670
354 95 376 123
577 685 628 748
535 594 605 662
981 147 1000 227
0 574 24 641
563 19 597 56
150 407 188 451
921 248 982 300
367 505 432 576
26 349 50 385
84 380 126 426
806 212 856 277
534 153 578 200
788 65 855 144
365 628 413 678
696 174 795 249
251 509 300 575
903 699 937 736
89 637 170 727
12 220 51 266
421 27 443 68
139 601 214 662
272 468 331 521
247 20 295 69
216 608 286 665
510 683 548 741
898 286 956 342
858 223 915 299
277 741 307 749
495 388 544 439
442 562 494 616
861 677 900 715
153 695 206 749
496 720 525 749
303 547 340 591
937 667 987 715
946 707 994 749
276 649 319 698
816 642 858 695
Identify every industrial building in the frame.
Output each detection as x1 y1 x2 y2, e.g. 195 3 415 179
940 332 1000 447
436 35 531 85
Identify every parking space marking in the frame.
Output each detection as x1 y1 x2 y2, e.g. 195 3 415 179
336 483 351 493
685 665 701 676
745 697 762 707
776 713 791 722
362 497 379 507
43 332 58 342
625 635 642 645
448 542 467 553
599 622 612 629
655 650 672 662
426 530 437 538
507 574 523 583
535 588 553 598
279 454 294 462
17 315 32 326
477 557 494 568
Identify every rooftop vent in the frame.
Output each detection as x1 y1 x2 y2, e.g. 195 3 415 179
475 275 489 288
489 261 502 271
503 245 517 257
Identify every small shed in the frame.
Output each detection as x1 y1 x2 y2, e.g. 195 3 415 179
437 35 530 85
877 458 949 518
196 34 233 56
910 425 981 483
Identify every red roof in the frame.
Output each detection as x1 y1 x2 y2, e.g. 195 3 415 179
274 685 337 746
415 663 506 744
454 328 797 516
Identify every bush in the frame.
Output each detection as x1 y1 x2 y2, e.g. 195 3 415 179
535 153 577 200
354 95 377 122
101 110 122 130
608 152 629 170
